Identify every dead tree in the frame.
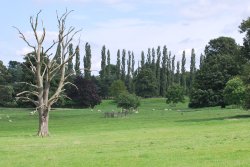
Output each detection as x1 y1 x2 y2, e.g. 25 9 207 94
14 10 81 137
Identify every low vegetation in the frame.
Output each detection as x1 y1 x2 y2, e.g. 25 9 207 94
1 98 250 167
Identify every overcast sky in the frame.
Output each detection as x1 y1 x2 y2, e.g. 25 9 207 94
1 0 250 72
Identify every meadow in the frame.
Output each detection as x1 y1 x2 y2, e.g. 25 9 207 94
1 98 250 167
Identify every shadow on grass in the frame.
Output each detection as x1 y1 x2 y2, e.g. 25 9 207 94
176 115 250 123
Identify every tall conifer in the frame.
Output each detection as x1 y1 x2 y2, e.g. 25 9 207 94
116 49 121 80
75 45 81 76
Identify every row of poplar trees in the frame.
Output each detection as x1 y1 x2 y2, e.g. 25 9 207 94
98 45 198 98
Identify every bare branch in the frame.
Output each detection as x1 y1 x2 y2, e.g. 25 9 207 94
21 62 35 74
26 55 36 74
63 81 78 90
17 90 39 97
16 96 39 106
44 40 58 55
12 26 36 50
17 82 38 89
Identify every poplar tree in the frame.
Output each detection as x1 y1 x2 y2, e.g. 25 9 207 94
181 51 186 92
141 51 145 67
176 61 180 85
167 52 172 88
75 45 81 76
121 49 126 81
126 51 132 91
189 48 196 90
131 52 135 93
116 49 121 80
55 43 61 64
156 46 161 95
100 45 106 79
83 42 91 79
171 55 175 85
147 48 151 64
107 49 111 78
160 45 167 97
131 52 135 78
68 43 74 74
152 47 156 75
200 53 205 69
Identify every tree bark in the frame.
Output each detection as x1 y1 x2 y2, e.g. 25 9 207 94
37 107 49 137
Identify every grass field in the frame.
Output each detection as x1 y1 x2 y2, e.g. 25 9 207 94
1 98 250 167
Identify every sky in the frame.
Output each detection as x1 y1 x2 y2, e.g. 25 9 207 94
1 0 250 73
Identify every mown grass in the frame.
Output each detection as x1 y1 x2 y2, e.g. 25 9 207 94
1 98 250 167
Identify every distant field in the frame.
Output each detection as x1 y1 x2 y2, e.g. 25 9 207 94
1 98 250 167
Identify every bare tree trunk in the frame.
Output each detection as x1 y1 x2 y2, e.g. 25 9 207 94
37 107 50 137
15 10 80 137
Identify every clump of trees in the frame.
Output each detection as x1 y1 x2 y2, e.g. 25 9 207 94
189 37 241 108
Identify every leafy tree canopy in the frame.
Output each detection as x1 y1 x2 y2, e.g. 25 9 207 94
166 84 185 104
223 77 245 106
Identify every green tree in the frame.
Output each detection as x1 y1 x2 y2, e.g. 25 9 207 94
107 49 111 78
181 51 186 92
135 67 157 97
199 53 205 69
0 61 14 107
189 37 240 108
55 43 61 64
171 55 175 85
167 51 172 88
116 92 140 110
239 18 250 60
223 77 245 106
243 85 250 109
100 45 106 79
152 48 156 75
189 48 196 90
8 61 23 83
0 85 15 107
147 48 151 64
121 49 126 81
126 51 132 92
160 45 167 96
156 46 161 95
141 51 145 67
83 42 91 79
109 80 127 98
116 49 121 80
176 61 180 85
68 43 74 75
166 84 185 105
131 52 135 78
75 45 81 76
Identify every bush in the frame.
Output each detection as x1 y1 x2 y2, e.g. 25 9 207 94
166 85 185 105
116 92 140 110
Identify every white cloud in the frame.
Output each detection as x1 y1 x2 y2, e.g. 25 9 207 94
23 30 58 42
15 47 34 56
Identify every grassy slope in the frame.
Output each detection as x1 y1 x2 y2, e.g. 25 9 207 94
1 98 250 167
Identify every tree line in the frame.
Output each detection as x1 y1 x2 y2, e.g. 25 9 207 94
1 16 250 110
0 42 200 108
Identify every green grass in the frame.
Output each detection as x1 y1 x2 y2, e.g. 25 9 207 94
1 98 250 167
